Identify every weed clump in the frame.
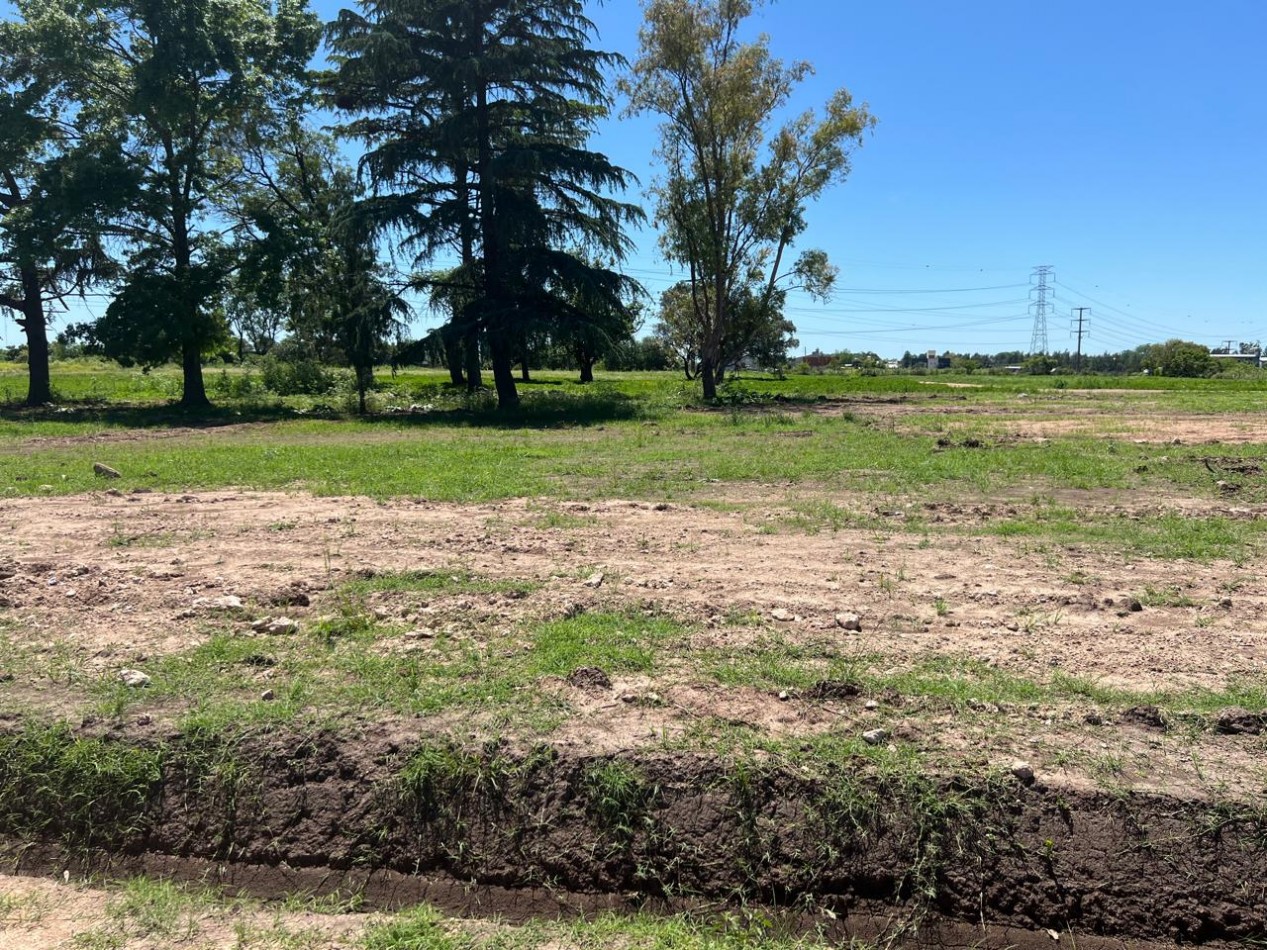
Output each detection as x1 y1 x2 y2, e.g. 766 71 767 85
0 722 163 849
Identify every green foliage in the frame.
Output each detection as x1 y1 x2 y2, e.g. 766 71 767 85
31 0 321 407
582 759 656 839
1143 339 1217 378
623 0 873 397
0 722 163 848
526 613 683 677
363 905 456 950
327 0 643 410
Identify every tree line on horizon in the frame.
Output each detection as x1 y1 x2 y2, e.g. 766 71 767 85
0 0 873 410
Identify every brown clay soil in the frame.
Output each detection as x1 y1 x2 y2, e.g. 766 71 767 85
2 477 1266 943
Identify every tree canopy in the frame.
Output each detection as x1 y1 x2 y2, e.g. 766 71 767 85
623 0 873 398
327 0 643 409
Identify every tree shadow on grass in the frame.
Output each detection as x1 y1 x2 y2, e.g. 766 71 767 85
0 385 650 431
366 385 648 429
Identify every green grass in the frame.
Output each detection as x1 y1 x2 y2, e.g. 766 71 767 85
1 368 1263 542
0 723 163 848
699 635 1267 716
362 902 859 950
341 568 538 598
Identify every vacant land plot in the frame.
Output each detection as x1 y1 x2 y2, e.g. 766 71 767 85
1 371 1265 948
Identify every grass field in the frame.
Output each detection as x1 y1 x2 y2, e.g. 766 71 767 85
2 360 1266 945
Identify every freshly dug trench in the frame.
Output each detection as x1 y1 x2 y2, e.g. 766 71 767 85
1 724 1263 944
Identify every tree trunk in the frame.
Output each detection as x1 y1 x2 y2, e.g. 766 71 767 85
19 270 51 406
579 359 594 383
357 364 372 414
489 333 519 410
700 355 718 400
179 342 210 410
464 329 483 390
520 358 531 383
442 325 465 386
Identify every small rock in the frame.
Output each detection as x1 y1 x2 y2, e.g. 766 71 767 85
864 699 880 710
118 669 150 688
777 690 790 702
1126 598 1143 613
193 595 244 612
261 689 276 702
135 715 151 726
862 728 888 746
567 667 612 691
251 616 299 635
835 612 862 632
770 608 794 622
583 572 605 589
1083 711 1103 726
93 463 122 479
1010 760 1036 784
1219 597 1233 609
1214 706 1265 735
403 626 437 640
644 691 662 704
1121 705 1167 731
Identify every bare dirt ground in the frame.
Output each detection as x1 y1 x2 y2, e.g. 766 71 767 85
1 484 1265 804
1 488 1262 691
818 392 1267 443
0 872 370 950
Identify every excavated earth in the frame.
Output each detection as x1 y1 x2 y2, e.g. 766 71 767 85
1 487 1265 947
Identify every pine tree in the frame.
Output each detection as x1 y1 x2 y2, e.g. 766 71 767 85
327 0 643 410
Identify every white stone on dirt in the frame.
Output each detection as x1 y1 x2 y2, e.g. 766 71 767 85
864 699 880 710
403 626 437 640
862 728 888 746
1010 760 1035 783
835 612 862 631
193 595 243 612
118 669 150 688
583 572 605 589
261 689 275 701
770 608 794 622
778 690 790 701
251 617 299 635
92 463 121 479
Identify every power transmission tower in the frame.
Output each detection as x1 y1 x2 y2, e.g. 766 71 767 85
1029 265 1053 356
1071 307 1090 372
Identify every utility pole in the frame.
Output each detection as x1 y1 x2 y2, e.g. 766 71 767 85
1029 265 1053 356
1071 307 1090 372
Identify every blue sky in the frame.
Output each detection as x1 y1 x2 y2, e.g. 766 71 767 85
576 0 1267 358
8 1 1262 360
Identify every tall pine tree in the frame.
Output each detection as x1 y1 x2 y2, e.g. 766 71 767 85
327 0 642 410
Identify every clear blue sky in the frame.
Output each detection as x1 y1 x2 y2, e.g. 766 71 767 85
576 0 1267 358
9 1 1262 361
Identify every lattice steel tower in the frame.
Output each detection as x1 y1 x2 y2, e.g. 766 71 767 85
1029 265 1053 355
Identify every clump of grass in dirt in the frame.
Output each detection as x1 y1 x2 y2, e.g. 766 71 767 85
341 568 538 599
526 612 684 677
988 507 1266 562
0 723 162 849
363 901 852 950
582 759 657 842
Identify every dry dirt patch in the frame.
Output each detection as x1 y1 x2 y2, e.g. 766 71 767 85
0 489 1263 692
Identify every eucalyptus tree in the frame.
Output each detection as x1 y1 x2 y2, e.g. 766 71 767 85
623 0 874 398
327 0 643 410
32 0 321 408
0 7 132 405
